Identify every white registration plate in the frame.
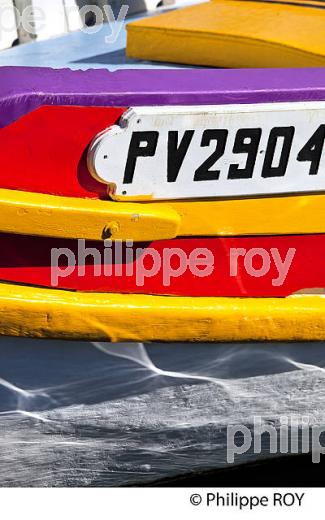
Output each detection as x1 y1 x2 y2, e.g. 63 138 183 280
88 102 325 201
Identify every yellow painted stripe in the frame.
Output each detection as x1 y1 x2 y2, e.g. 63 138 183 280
0 189 180 242
1 283 325 341
127 0 325 67
166 194 325 236
1 190 325 238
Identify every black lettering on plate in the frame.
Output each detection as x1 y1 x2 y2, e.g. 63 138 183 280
167 130 194 183
228 128 262 179
124 131 159 184
297 124 325 175
194 129 228 181
262 126 295 178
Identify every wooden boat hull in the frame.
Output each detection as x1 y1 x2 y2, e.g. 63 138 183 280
1 67 325 340
2 67 325 236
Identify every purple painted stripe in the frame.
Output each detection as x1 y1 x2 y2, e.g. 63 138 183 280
1 66 325 127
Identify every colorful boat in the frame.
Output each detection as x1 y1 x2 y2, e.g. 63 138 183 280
1 65 325 342
0 0 324 492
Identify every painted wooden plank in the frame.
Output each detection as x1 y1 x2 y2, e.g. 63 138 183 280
0 188 181 241
126 0 325 67
0 0 18 49
1 283 325 341
89 102 325 201
3 67 325 128
169 194 325 237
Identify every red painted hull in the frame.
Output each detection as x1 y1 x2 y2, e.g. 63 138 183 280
0 233 323 297
0 106 125 198
0 104 323 298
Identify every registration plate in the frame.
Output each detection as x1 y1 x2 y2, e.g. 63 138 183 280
88 102 325 201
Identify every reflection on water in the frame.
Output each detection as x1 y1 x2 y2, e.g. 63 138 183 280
0 338 325 486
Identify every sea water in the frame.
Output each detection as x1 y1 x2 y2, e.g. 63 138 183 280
0 338 324 486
